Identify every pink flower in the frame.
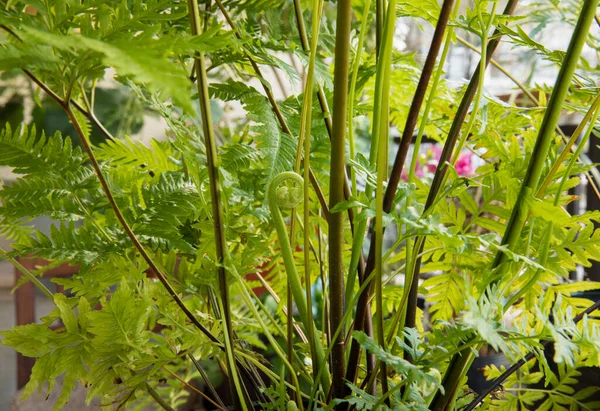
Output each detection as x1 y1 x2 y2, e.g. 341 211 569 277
400 144 474 181
455 152 474 176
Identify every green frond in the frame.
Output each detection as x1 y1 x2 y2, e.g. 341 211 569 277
220 142 263 172
0 217 34 243
11 221 120 265
95 136 181 175
0 124 86 175
19 26 195 112
127 172 205 253
423 272 466 322
210 81 297 184
0 167 101 222
552 221 600 271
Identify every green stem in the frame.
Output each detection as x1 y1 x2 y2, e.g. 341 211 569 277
399 5 459 354
344 0 373 321
329 0 353 401
376 0 384 56
292 0 365 249
268 172 331 394
298 0 323 388
186 352 227 410
235 282 305 410
145 382 175 411
373 0 398 400
372 380 408 409
347 0 372 198
291 2 370 351
0 248 54 299
188 1 244 408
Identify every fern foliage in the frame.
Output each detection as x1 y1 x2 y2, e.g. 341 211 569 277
0 124 86 175
1 0 600 410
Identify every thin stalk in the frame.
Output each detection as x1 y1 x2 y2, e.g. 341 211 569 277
300 0 324 386
245 281 313 382
389 0 459 350
390 3 460 353
537 91 600 196
162 366 226 411
292 0 366 235
372 380 408 409
268 173 332 394
329 0 353 401
347 0 373 198
254 272 309 343
186 353 227 410
0 248 54 299
344 0 373 317
308 266 381 410
317 209 332 348
235 282 305 410
286 0 325 394
290 1 371 344
145 382 175 411
373 0 398 400
188 1 244 408
345 0 456 386
376 0 384 56
431 1 598 409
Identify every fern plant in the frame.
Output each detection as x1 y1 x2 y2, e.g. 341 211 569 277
1 0 600 410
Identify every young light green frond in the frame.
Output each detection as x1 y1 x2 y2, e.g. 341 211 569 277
552 221 600 270
20 26 195 112
0 42 61 71
423 272 467 322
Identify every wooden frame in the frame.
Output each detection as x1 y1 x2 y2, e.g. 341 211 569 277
14 258 79 389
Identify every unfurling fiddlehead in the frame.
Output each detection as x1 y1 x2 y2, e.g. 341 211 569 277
268 172 331 395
